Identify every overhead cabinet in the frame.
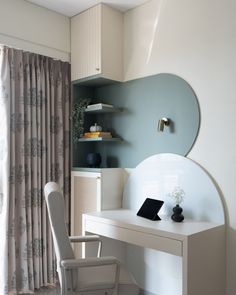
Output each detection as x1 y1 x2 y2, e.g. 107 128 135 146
71 4 123 82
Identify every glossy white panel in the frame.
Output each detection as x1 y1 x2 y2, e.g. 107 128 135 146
123 153 224 223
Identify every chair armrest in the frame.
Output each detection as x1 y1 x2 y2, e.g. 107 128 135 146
61 256 119 269
69 235 101 243
69 235 102 257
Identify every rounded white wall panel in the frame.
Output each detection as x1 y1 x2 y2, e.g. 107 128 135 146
123 153 225 223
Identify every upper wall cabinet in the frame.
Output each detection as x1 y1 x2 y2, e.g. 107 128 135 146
71 4 123 82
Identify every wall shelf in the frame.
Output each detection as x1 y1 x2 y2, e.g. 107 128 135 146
85 106 120 114
78 137 121 142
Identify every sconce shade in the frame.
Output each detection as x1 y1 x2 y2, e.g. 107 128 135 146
158 117 170 132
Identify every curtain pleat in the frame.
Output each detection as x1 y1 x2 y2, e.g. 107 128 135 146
0 46 71 294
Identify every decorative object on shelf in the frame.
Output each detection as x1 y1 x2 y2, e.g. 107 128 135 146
90 123 102 132
72 98 91 142
86 153 102 168
168 186 185 222
86 103 114 111
83 132 112 139
85 103 119 114
158 117 170 132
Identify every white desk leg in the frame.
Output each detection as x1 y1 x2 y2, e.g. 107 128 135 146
183 225 225 295
82 214 86 258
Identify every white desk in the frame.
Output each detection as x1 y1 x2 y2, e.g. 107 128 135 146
83 209 225 295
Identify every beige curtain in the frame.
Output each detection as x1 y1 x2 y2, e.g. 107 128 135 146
0 46 71 294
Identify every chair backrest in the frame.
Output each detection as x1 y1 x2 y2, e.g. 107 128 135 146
44 183 138 295
44 182 75 278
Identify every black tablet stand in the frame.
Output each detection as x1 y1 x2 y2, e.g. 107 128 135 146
137 198 164 221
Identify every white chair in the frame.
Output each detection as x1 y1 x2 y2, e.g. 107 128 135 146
44 182 140 295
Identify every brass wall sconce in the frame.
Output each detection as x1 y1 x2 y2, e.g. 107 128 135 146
158 117 170 132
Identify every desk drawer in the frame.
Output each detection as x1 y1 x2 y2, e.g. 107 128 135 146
85 219 182 256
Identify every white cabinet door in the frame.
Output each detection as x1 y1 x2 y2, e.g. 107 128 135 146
71 171 101 257
71 5 101 81
70 169 125 257
71 4 123 82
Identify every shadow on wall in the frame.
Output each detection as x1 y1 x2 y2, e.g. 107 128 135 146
191 158 229 226
126 244 182 295
227 228 236 293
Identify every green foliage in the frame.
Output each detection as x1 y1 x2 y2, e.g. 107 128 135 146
72 98 91 142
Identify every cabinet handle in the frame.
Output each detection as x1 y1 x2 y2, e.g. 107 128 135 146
96 177 101 180
95 67 100 71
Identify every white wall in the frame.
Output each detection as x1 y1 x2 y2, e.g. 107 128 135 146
0 0 235 293
0 0 70 61
124 0 236 294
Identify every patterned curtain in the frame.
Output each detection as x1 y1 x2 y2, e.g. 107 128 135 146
0 46 71 294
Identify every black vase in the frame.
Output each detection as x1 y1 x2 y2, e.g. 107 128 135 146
171 204 184 222
86 153 102 168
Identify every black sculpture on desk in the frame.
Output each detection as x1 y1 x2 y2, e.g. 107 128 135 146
171 205 184 222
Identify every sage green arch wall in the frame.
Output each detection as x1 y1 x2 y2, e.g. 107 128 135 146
94 73 200 168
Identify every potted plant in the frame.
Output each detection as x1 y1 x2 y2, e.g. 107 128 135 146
72 98 91 142
168 187 185 222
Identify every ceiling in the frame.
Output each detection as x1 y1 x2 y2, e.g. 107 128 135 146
26 0 149 17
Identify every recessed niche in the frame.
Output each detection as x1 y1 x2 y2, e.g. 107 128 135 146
72 73 200 168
